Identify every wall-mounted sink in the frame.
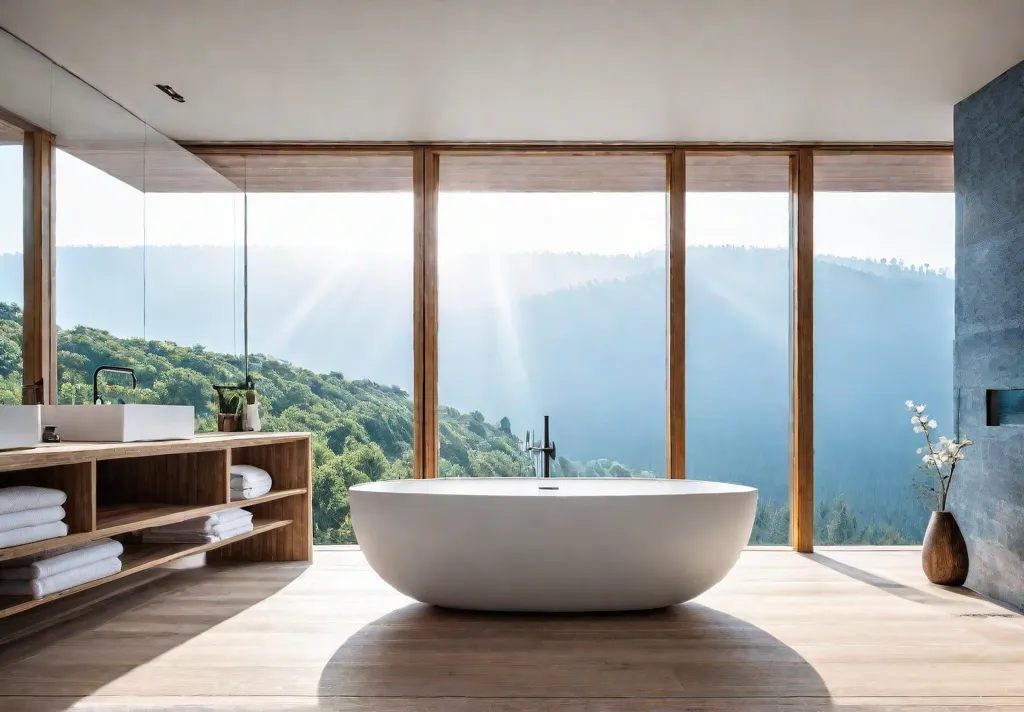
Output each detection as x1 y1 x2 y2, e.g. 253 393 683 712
0 406 42 450
40 404 195 443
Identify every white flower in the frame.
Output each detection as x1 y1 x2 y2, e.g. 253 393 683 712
914 426 924 433
916 448 923 455
922 454 931 463
928 420 938 429
916 405 926 414
912 416 921 425
905 400 915 409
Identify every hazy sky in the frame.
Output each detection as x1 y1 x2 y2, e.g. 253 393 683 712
0 147 954 270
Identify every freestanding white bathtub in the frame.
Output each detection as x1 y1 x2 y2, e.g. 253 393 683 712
350 477 757 612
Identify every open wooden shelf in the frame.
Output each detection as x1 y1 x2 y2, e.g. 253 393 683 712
0 432 312 622
0 518 291 619
96 488 306 533
0 488 307 563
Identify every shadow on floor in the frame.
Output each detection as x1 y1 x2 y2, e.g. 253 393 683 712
806 552 1023 617
803 552 939 604
0 562 308 712
317 603 833 711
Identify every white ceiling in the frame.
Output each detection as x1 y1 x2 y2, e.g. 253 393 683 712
1 0 1022 143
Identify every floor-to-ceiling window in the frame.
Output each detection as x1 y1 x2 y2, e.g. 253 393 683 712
437 154 668 478
813 153 955 544
241 153 415 543
685 154 792 544
0 120 23 405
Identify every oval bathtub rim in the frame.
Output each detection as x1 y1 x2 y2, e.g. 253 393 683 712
350 476 758 498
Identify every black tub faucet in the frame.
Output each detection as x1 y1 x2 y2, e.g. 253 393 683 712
93 366 137 405
525 415 557 478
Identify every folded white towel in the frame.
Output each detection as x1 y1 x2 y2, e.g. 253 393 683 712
0 506 65 534
0 521 69 548
145 509 252 536
0 556 122 599
218 519 254 540
230 480 272 500
0 538 123 581
230 464 273 487
216 508 252 526
0 487 67 516
141 519 253 545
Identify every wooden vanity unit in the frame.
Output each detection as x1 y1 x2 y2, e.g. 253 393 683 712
0 432 311 619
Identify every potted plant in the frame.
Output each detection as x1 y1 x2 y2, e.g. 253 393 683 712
217 389 245 433
905 400 973 586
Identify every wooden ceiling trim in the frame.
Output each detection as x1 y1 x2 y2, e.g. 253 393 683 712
814 153 953 192
439 154 669 192
186 144 954 193
0 117 25 146
183 141 951 153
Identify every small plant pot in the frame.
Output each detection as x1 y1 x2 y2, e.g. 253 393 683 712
922 511 969 586
217 413 242 433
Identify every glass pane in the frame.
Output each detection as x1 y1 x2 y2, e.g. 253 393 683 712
55 144 146 405
244 154 414 543
685 155 792 545
0 124 23 404
141 127 245 430
439 154 667 479
813 153 954 544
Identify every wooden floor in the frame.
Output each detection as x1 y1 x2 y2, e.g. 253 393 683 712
0 548 1022 711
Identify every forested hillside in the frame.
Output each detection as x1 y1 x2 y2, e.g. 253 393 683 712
0 243 953 545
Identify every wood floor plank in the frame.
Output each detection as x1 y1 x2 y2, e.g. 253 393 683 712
0 549 1021 711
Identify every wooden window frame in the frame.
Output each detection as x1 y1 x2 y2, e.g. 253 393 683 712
0 106 53 406
159 142 954 547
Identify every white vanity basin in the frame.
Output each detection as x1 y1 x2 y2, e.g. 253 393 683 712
40 404 195 443
0 406 42 450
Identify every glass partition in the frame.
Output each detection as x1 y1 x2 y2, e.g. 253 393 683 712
140 127 245 429
54 145 146 404
51 66 245 417
242 153 415 543
685 155 792 544
438 154 668 478
0 121 24 404
813 153 955 544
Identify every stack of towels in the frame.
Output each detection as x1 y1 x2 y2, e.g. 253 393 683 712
0 486 69 548
140 508 253 544
231 464 273 501
0 538 123 600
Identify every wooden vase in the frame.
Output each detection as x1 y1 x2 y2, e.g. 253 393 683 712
217 413 242 433
922 511 969 586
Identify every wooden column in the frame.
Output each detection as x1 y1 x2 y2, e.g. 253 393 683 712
413 149 439 479
667 150 686 479
790 149 814 552
22 130 56 405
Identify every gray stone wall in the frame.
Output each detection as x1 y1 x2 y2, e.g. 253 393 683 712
951 60 1024 610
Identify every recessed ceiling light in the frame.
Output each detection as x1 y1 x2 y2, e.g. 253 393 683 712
155 84 185 103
